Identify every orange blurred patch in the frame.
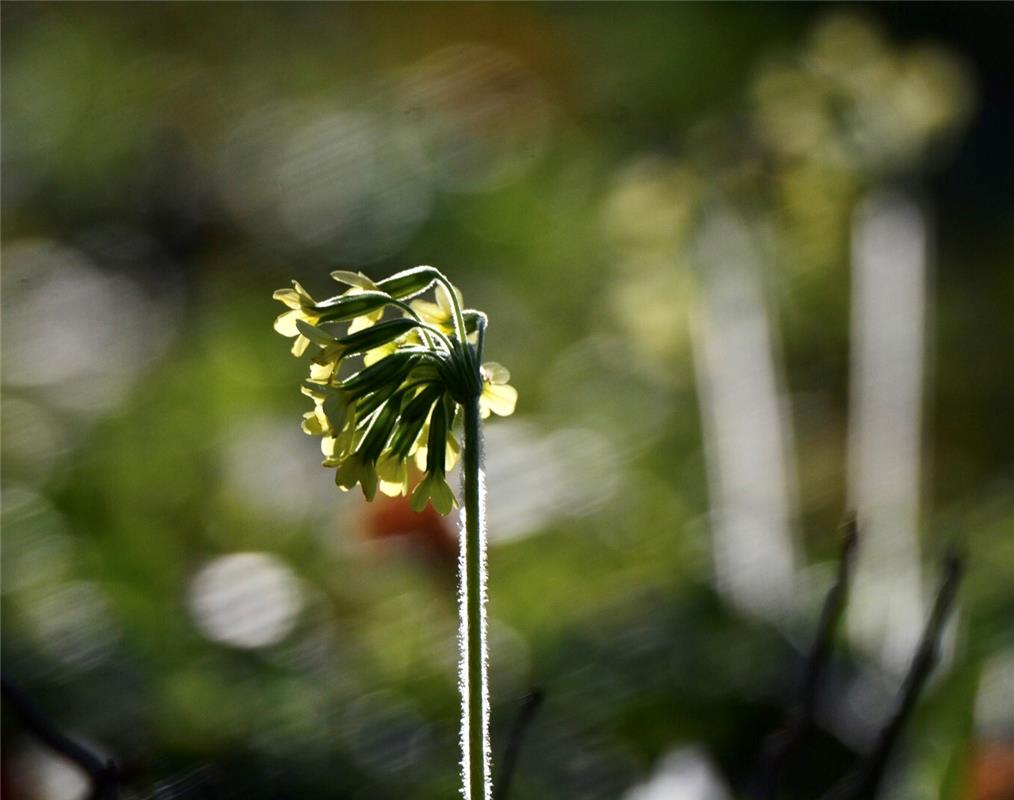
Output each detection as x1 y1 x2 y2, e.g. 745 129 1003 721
965 741 1014 800
363 494 458 568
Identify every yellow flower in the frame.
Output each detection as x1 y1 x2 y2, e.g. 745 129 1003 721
330 271 386 334
273 281 321 356
376 454 410 497
362 340 400 367
413 426 461 472
320 434 341 467
479 362 517 419
299 382 348 438
335 452 378 500
308 359 337 383
320 422 359 468
410 282 464 334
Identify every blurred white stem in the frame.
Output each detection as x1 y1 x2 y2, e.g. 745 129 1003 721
847 191 928 676
691 206 798 621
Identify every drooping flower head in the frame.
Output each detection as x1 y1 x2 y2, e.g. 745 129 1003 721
273 266 516 514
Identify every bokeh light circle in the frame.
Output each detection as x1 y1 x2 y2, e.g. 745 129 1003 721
188 552 304 649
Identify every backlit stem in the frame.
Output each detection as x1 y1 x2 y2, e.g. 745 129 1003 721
461 391 490 799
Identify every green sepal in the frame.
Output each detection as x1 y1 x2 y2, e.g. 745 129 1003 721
410 471 457 515
358 394 404 463
462 310 486 335
390 385 443 458
341 353 420 398
437 338 481 402
444 394 461 433
335 453 378 500
321 389 348 433
333 318 421 355
377 266 441 300
405 363 442 384
299 382 349 435
329 271 376 290
433 353 470 401
355 376 408 420
315 290 393 321
359 467 378 501
425 397 449 476
295 319 340 347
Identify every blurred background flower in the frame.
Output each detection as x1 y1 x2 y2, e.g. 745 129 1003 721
2 4 1012 799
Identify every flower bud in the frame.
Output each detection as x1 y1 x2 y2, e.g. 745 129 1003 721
424 398 449 476
342 353 420 398
377 266 442 300
335 318 421 355
329 270 378 290
315 290 394 322
358 395 404 463
295 319 340 347
390 386 443 458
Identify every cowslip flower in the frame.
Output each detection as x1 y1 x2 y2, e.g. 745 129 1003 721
272 281 321 356
479 362 518 418
328 270 386 333
273 266 516 513
409 396 458 514
411 282 464 334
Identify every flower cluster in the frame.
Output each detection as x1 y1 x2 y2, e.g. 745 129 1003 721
273 267 516 514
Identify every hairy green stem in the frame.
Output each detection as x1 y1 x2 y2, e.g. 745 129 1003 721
461 392 490 799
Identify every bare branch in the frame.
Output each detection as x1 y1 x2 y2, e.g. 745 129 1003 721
747 515 859 800
2 675 119 800
494 688 544 800
820 550 964 800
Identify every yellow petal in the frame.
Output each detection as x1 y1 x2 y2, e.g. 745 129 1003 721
274 309 303 337
481 382 517 417
330 271 379 291
481 362 511 384
347 314 377 334
445 432 461 471
436 282 463 317
378 479 406 497
292 281 316 307
335 455 366 491
410 298 448 326
363 341 397 367
291 334 311 357
301 411 327 436
414 445 428 472
273 288 303 310
377 454 409 498
321 436 342 467
308 361 335 382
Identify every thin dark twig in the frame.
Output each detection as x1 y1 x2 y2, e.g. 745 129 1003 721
493 688 545 800
1 675 119 800
820 550 964 800
799 517 859 719
747 516 859 800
